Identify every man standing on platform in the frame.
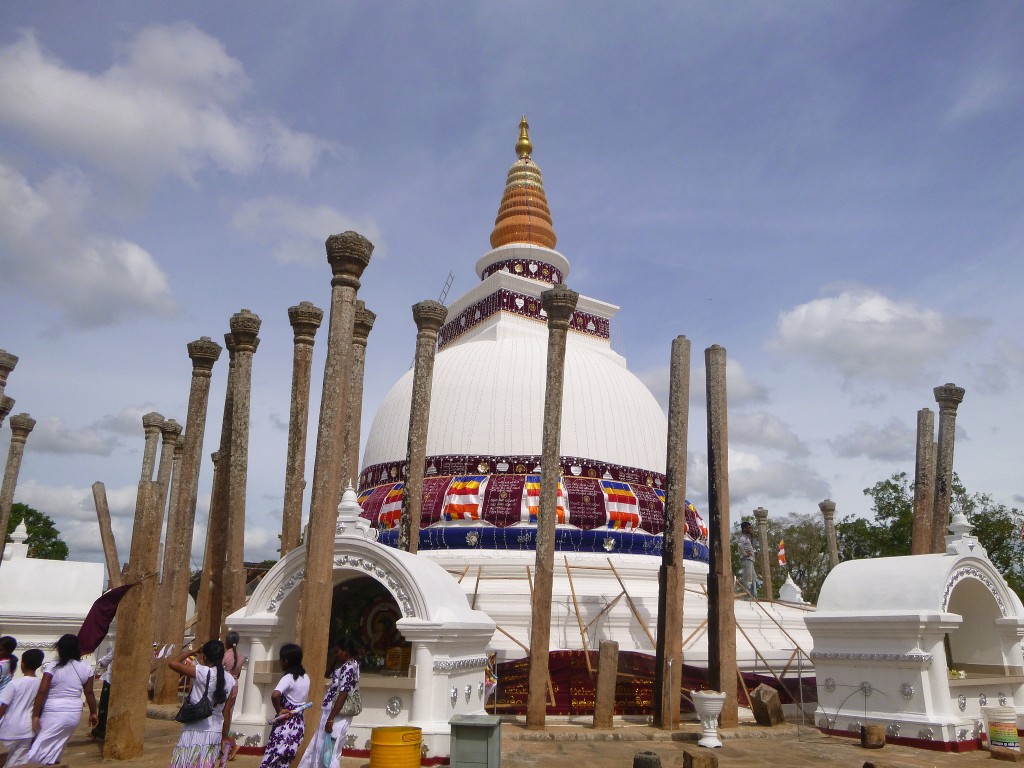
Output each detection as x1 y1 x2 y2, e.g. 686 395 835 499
737 520 756 598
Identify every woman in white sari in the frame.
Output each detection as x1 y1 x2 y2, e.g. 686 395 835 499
26 634 97 765
297 638 360 768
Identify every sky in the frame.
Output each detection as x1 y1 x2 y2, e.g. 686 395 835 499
1 2 1022 567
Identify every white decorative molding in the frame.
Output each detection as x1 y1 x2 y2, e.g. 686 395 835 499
810 651 932 665
433 656 489 674
267 568 305 613
942 565 1007 617
334 555 415 617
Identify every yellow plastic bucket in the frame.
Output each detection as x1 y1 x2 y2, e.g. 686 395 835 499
369 726 422 768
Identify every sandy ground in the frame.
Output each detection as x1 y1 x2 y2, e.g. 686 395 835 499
47 710 1009 768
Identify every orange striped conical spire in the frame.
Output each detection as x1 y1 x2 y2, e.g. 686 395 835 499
489 116 558 250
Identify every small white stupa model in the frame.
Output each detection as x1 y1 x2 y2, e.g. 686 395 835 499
807 511 1024 752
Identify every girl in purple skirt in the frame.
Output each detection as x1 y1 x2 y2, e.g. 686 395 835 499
259 643 310 768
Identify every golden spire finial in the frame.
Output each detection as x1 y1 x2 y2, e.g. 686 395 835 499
489 116 557 250
515 115 532 158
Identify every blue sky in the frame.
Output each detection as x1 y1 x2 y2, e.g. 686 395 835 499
1 2 1021 563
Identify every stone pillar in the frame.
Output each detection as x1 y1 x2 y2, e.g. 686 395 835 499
911 408 936 556
92 482 123 589
281 301 324 556
344 301 376 495
654 335 690 729
296 232 372 741
164 434 185 572
398 300 447 554
195 332 236 644
140 411 164 482
103 480 163 759
526 283 578 730
0 397 13 431
149 419 181 634
818 499 839 570
754 507 773 599
154 336 221 704
931 383 965 553
0 350 17 405
704 345 738 727
0 413 35 563
223 310 261 619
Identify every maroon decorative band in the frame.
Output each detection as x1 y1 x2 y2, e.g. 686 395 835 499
481 258 564 284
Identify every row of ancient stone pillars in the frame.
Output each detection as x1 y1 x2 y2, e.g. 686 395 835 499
0 350 33 565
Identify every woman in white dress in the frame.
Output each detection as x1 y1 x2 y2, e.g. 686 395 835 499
167 639 237 768
297 638 360 768
26 634 97 765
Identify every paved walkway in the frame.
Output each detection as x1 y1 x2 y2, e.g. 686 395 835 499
52 711 1002 767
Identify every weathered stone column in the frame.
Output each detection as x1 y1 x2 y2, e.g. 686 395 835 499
140 412 164 481
705 344 738 727
654 335 690 729
0 397 13 431
103 480 163 759
149 419 181 635
223 309 261 618
911 408 936 555
344 301 376 496
931 383 965 553
195 332 236 644
398 300 447 554
281 301 324 556
526 283 578 730
164 434 185 572
0 413 35 563
0 350 17 412
92 482 122 589
818 499 839 570
154 336 221 704
754 506 773 599
297 232 372 740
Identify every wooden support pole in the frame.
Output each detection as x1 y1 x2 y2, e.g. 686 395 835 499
92 481 122 589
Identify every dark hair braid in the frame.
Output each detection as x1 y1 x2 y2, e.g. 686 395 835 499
201 640 228 704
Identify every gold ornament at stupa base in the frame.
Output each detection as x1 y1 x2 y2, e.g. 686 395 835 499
489 116 558 250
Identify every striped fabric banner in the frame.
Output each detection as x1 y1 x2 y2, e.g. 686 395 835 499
521 475 568 524
442 475 488 520
601 480 641 530
376 482 404 529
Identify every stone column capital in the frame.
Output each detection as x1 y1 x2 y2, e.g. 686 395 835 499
326 231 373 287
288 301 324 345
187 337 223 374
142 411 165 432
412 300 447 334
753 506 769 522
8 413 36 441
229 309 262 353
223 332 237 362
173 434 186 457
160 419 183 442
353 301 376 346
933 383 965 412
0 397 14 422
541 283 579 328
818 498 836 518
0 350 18 384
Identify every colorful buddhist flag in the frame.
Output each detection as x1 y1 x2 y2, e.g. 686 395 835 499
378 482 405 528
521 475 568 524
778 539 787 567
442 475 488 520
601 479 641 530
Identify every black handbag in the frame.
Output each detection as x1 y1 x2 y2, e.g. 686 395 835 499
175 671 214 723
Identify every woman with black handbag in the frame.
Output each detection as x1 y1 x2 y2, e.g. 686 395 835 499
296 638 360 768
168 640 237 768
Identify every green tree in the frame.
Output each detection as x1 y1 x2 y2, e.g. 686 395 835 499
5 502 69 560
731 513 831 603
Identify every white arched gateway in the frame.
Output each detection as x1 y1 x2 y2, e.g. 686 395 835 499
227 488 495 763
807 514 1024 752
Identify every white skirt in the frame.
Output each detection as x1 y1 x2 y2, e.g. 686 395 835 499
296 708 351 768
23 708 81 765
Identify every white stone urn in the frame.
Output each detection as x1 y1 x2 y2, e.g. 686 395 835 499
691 690 727 748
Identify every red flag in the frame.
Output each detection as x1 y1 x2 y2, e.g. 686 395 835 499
77 584 134 654
777 539 787 567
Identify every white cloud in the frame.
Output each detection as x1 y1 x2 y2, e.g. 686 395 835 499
829 418 915 462
686 450 829 510
94 405 163 437
770 288 985 383
0 161 175 326
947 68 1014 123
0 25 332 182
230 197 385 265
730 411 809 458
27 417 119 456
641 358 768 412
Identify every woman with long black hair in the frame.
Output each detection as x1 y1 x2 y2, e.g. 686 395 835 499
168 640 237 768
259 643 310 768
25 633 98 765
